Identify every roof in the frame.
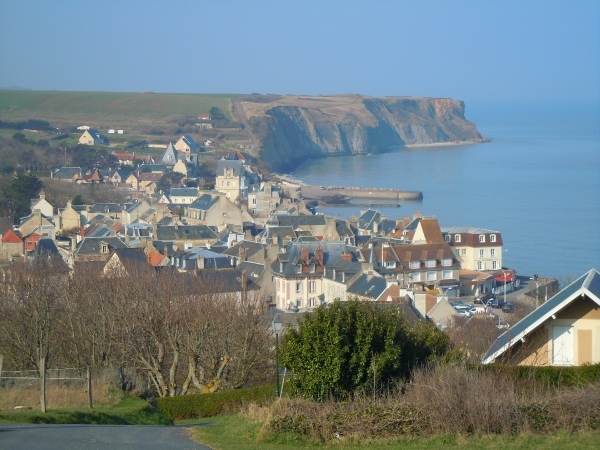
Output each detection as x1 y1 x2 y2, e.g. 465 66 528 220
138 164 167 173
275 215 327 228
222 240 266 259
1 229 23 243
156 225 218 241
217 159 244 177
442 226 501 234
347 274 387 299
236 261 264 279
418 218 445 243
30 238 60 257
53 167 82 179
189 193 218 211
168 187 199 198
482 268 600 364
0 217 13 236
160 143 179 166
75 236 128 255
106 248 151 272
274 241 356 276
181 135 198 148
86 128 104 139
89 203 122 213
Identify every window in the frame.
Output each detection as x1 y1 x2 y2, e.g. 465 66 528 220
426 271 436 281
477 261 485 270
462 249 467 256
442 258 452 267
479 235 485 243
272 276 275 283
479 249 485 258
296 298 302 308
492 261 498 270
409 260 420 269
491 249 496 257
252 198 256 205
296 265 302 273
444 235 450 242
456 249 460 257
426 259 436 268
442 270 452 280
309 281 315 293
309 298 316 307
221 181 225 186
490 234 496 242
455 234 461 243
411 272 421 282
296 282 302 293
385 261 396 268
227 181 231 187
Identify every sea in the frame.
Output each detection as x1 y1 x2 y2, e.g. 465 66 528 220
290 100 600 282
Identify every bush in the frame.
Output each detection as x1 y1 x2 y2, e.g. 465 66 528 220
482 363 600 388
156 385 274 420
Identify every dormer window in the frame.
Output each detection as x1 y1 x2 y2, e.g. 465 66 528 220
442 258 452 267
426 259 436 268
444 235 450 242
479 235 485 243
490 234 496 242
101 243 108 254
409 260 420 269
385 261 396 268
455 234 461 243
296 264 302 273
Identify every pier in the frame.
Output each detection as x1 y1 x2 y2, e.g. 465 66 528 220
300 185 423 202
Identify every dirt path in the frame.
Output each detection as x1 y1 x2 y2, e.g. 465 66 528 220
232 99 259 157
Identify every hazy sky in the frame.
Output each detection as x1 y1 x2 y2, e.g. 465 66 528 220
1 0 598 102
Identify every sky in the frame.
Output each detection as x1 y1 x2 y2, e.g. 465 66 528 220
0 0 599 103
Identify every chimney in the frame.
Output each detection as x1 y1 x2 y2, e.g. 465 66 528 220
174 221 179 230
301 246 309 262
315 246 324 265
80 225 85 238
67 201 72 209
373 221 379 233
272 235 278 245
279 261 284 272
332 268 336 280
341 271 345 283
323 267 327 277
241 272 248 290
71 235 77 253
39 190 46 200
341 252 352 262
239 245 246 261
198 256 205 269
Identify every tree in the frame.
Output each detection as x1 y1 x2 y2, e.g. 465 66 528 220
71 194 85 205
155 172 184 194
209 106 227 122
7 172 43 221
278 300 448 401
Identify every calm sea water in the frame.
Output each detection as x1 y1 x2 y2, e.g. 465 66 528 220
291 101 600 281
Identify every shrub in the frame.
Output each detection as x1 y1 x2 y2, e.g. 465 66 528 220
156 385 274 420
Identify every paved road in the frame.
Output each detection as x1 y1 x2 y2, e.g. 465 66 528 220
0 423 212 450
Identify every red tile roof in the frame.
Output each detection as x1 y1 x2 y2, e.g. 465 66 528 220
2 229 22 243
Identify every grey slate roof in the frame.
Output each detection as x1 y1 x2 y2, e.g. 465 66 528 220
53 167 82 179
75 236 128 255
222 240 266 259
189 193 218 211
89 203 122 214
182 135 198 150
273 241 356 276
109 248 150 271
160 143 179 166
358 209 382 230
482 268 600 364
347 274 387 299
156 225 218 241
168 188 199 197
217 159 243 177
237 261 264 279
138 164 168 173
30 238 60 257
275 215 327 228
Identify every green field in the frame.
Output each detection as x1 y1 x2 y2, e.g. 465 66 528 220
0 90 244 120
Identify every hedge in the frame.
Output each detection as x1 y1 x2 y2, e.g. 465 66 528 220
156 385 274 420
481 363 600 387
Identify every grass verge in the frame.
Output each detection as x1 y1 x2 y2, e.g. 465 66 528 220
0 395 173 425
191 415 600 450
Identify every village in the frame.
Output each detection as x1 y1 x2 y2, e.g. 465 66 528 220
0 129 561 332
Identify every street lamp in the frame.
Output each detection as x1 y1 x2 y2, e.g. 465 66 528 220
272 314 283 399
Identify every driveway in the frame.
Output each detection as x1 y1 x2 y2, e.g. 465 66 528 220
0 423 212 450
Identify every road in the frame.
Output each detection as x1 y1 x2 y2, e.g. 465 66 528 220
0 423 212 450
231 99 259 157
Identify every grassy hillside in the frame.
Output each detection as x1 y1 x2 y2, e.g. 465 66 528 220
0 91 244 120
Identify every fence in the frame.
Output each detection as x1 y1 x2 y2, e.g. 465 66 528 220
0 355 93 412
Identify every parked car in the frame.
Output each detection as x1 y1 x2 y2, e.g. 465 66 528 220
502 303 515 313
474 292 495 304
457 309 473 318
487 298 507 309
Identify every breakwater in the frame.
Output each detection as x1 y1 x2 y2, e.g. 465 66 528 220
301 185 423 201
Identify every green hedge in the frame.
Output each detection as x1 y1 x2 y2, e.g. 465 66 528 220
156 385 274 420
482 363 600 387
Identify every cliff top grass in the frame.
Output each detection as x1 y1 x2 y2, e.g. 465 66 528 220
0 90 243 121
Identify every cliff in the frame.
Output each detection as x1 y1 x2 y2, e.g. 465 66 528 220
244 95 487 172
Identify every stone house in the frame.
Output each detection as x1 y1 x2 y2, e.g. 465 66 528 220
79 128 106 145
483 268 600 366
442 227 504 271
0 229 23 260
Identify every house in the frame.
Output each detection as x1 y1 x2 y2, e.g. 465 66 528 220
271 214 328 239
272 241 362 311
186 192 248 231
74 236 129 262
359 242 461 297
125 172 162 191
215 159 247 204
483 268 600 366
19 209 55 238
173 159 188 177
30 191 54 217
87 203 123 221
0 229 23 260
72 168 103 184
23 232 43 254
103 248 152 276
110 169 132 184
122 200 153 225
174 135 199 156
78 128 106 145
247 183 281 217
52 167 83 181
411 218 446 244
159 143 183 167
442 227 504 271
155 224 219 251
158 188 200 206
198 114 210 121
168 247 231 271
137 164 167 174
112 151 135 166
